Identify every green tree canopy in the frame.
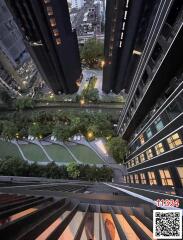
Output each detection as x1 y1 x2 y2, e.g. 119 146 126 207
2 121 18 140
16 97 35 110
107 137 127 163
67 162 80 179
80 39 104 68
0 156 28 176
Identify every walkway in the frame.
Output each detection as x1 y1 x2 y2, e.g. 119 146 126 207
68 136 127 183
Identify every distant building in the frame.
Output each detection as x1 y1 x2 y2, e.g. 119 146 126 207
71 0 84 9
6 0 82 94
0 0 27 68
0 0 37 93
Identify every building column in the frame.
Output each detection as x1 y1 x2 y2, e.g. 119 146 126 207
169 166 183 196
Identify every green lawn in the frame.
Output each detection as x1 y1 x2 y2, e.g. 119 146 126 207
69 145 103 164
20 143 49 162
44 144 74 163
0 140 23 160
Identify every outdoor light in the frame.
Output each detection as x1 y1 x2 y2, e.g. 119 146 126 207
39 135 42 139
101 60 105 68
133 50 142 56
88 131 93 138
23 80 27 85
80 99 85 105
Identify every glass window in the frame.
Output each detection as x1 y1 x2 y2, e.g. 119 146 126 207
155 142 165 155
176 167 183 186
139 134 145 145
146 148 153 160
154 117 164 132
135 157 139 165
53 28 59 37
128 161 131 168
56 37 61 45
134 174 139 184
123 176 126 183
146 128 153 139
126 176 130 183
131 159 135 167
167 132 182 149
140 173 146 184
47 6 53 16
50 18 56 27
159 169 173 186
148 171 157 185
130 175 134 183
140 153 145 163
166 100 182 120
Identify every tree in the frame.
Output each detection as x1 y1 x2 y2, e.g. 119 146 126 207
44 162 62 179
107 137 127 163
2 121 18 140
53 123 72 141
67 162 80 179
0 156 29 176
16 97 35 110
80 39 104 68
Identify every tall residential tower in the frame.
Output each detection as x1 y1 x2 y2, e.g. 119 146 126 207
6 0 82 94
116 0 183 195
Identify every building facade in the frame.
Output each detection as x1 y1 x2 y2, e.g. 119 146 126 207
117 0 183 196
102 0 164 93
6 0 82 94
0 0 27 68
71 0 84 9
0 0 38 92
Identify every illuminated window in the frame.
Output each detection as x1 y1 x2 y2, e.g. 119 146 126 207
148 171 157 185
135 156 139 165
53 28 59 37
56 37 61 45
50 18 56 27
140 173 146 184
167 133 182 149
146 148 153 160
128 161 131 168
146 128 152 139
140 153 145 163
177 167 183 186
139 134 145 145
131 159 135 167
47 6 53 16
130 175 134 183
159 169 173 186
126 176 130 183
154 117 164 132
155 142 165 155
134 174 139 184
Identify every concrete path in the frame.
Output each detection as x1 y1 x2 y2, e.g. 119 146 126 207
11 140 32 163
